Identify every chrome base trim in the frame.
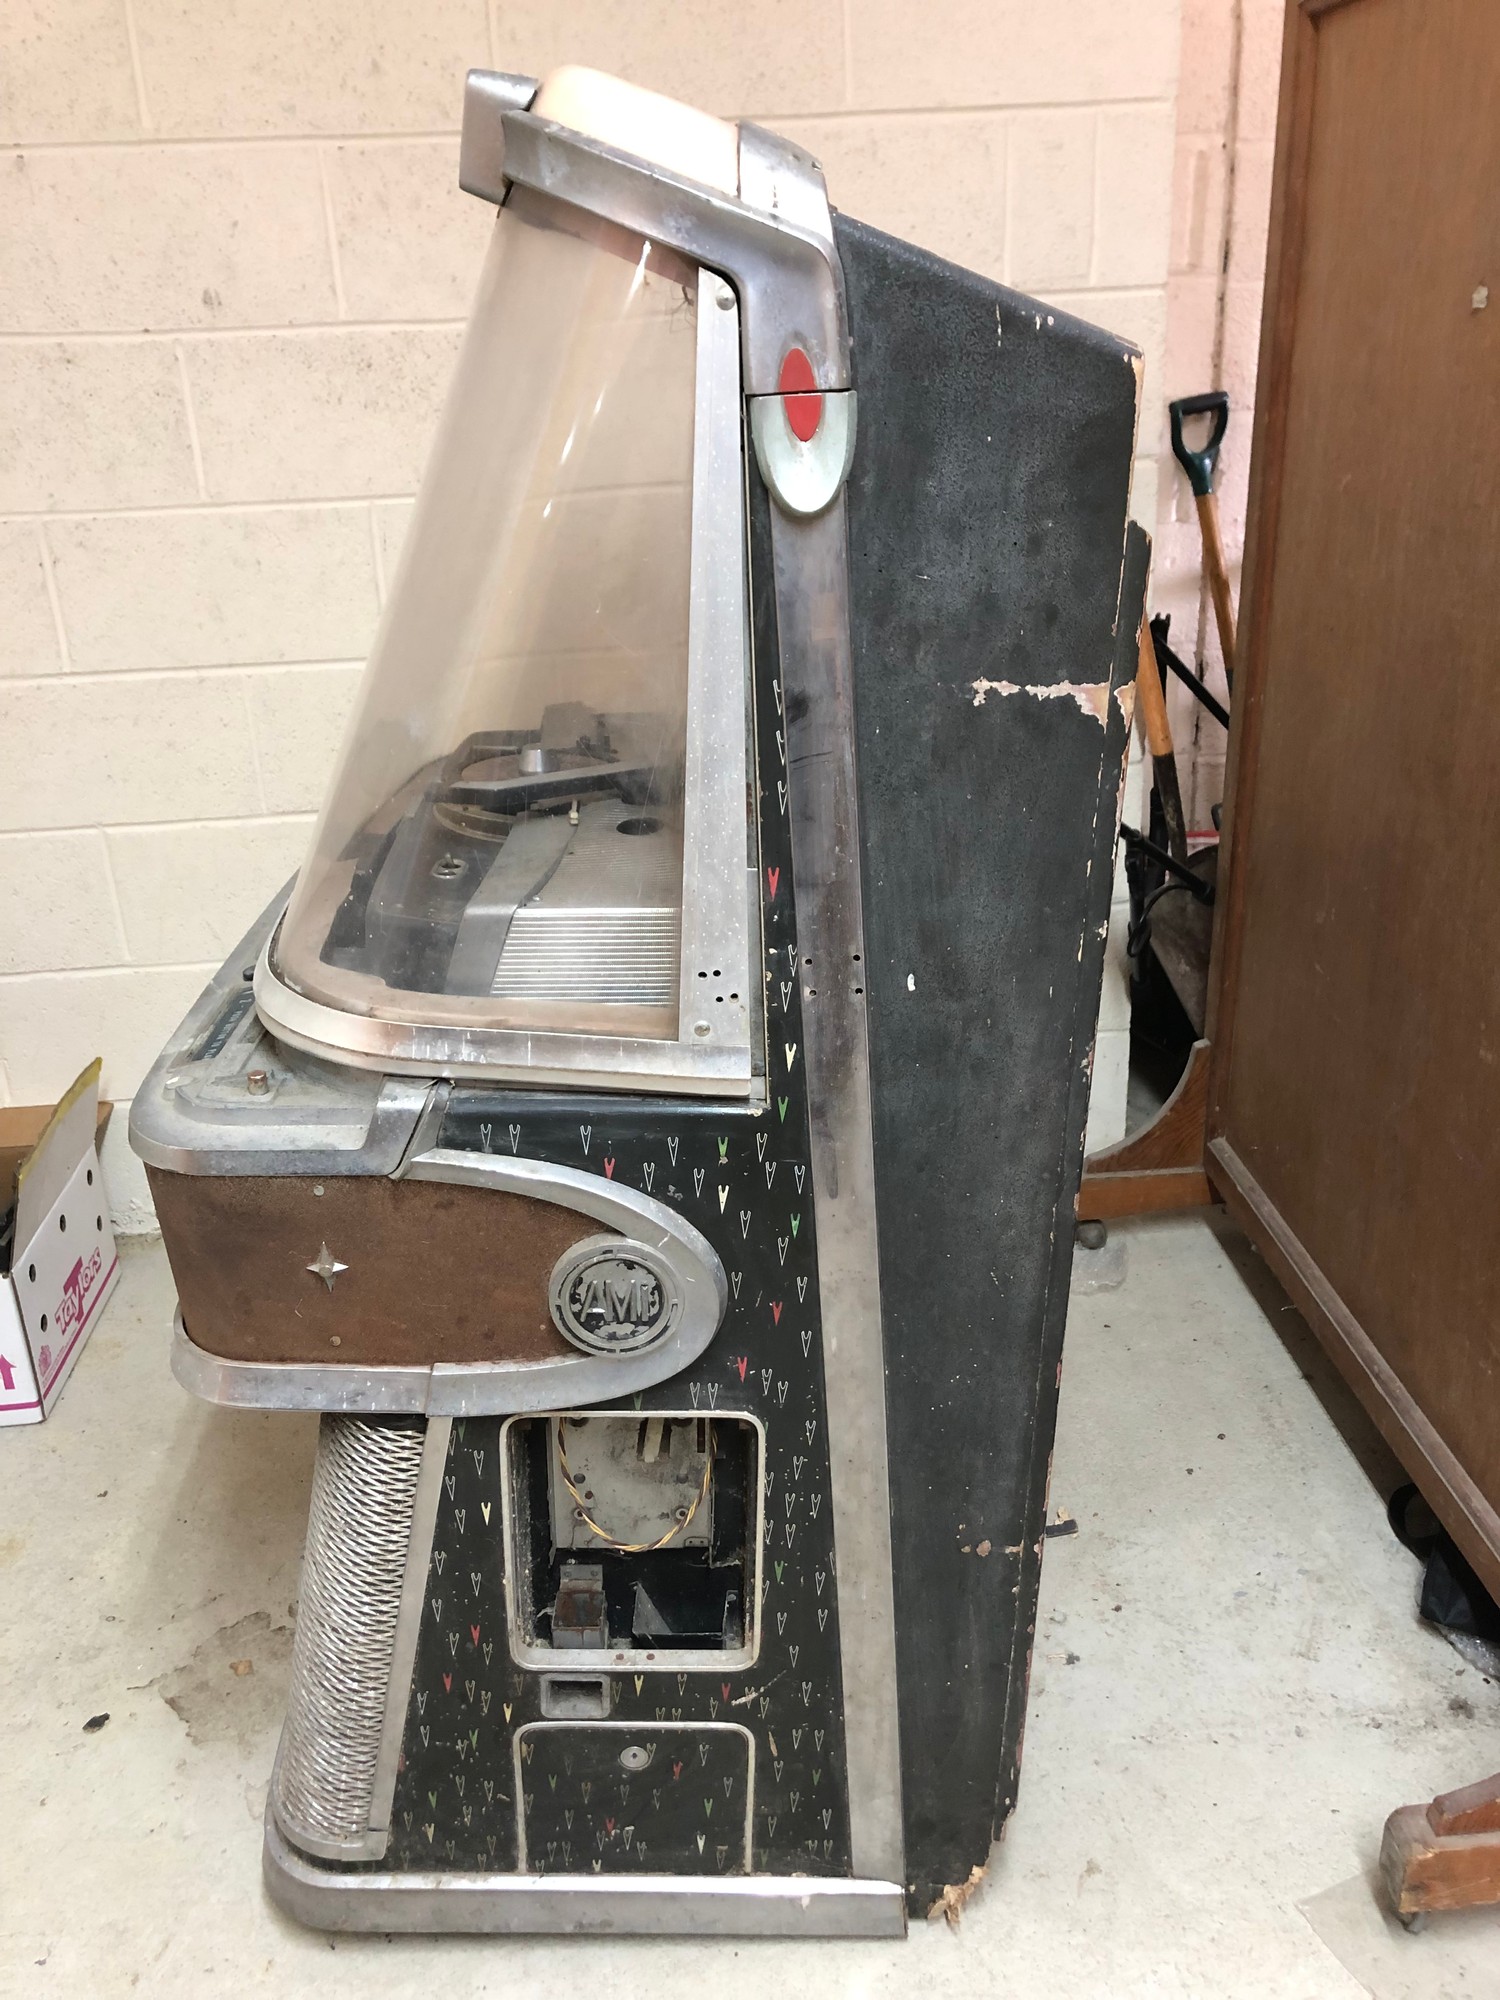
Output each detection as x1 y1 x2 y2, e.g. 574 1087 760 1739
264 1814 907 1938
172 1311 429 1413
170 1310 743 1419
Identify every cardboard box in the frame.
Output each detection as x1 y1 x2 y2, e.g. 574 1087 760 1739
0 1062 119 1427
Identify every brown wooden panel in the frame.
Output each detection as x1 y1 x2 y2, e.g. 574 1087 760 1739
1079 1041 1213 1219
149 1168 599 1366
1210 0 1500 1539
1208 1138 1500 1607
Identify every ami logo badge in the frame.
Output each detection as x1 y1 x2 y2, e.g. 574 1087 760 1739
549 1239 679 1358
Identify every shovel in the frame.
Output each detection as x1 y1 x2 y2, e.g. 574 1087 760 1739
1169 390 1237 686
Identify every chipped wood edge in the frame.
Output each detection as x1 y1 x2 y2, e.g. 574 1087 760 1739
927 1862 987 1927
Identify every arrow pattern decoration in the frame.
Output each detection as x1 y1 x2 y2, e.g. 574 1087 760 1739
385 567 853 1881
519 1724 751 1874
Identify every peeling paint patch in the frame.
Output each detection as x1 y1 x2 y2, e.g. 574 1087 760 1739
971 677 1111 725
1114 680 1137 731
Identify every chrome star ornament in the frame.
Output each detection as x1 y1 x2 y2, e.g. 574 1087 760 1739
306 1243 349 1292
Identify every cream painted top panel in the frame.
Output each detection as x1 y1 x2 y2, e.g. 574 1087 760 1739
533 65 739 194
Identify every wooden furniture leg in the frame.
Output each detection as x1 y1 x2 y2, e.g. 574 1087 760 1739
1077 1038 1212 1221
1381 1772 1500 1928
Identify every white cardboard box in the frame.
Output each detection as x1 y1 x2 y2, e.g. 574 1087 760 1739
0 1063 119 1427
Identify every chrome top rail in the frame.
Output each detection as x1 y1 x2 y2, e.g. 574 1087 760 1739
457 71 850 395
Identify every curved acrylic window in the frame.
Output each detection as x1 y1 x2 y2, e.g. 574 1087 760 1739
274 190 702 1043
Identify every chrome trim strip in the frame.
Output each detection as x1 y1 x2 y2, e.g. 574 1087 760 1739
769 494 904 1883
264 1812 907 1937
169 1152 728 1415
254 938 755 1097
484 107 850 394
678 271 754 1061
366 1415 451 1844
497 1410 766 1676
171 1311 431 1412
512 1720 754 1871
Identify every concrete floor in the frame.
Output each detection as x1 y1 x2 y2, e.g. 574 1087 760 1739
4 1214 1500 1997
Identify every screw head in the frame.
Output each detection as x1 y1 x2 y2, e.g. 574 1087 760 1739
246 1068 270 1095
693 1021 711 1038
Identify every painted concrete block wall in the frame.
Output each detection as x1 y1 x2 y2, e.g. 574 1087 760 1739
1152 0 1283 838
0 0 1182 1222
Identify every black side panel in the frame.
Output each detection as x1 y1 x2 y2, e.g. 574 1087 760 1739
835 212 1141 1913
994 520 1148 1837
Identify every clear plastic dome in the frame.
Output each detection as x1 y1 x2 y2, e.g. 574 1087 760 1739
273 188 704 1045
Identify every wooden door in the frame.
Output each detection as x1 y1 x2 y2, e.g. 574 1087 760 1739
1209 0 1500 1594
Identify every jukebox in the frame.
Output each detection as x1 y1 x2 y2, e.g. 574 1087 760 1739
131 66 1146 1936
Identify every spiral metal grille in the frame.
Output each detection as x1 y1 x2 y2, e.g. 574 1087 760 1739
272 1415 425 1853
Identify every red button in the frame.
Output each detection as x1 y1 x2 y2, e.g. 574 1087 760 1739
779 346 823 443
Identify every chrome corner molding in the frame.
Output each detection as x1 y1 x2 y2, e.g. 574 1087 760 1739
458 69 538 201
737 123 837 247
476 104 849 395
169 1151 728 1416
768 494 905 1882
750 390 857 518
264 1809 908 1937
127 885 433 1178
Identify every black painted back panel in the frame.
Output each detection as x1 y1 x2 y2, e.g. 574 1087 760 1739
835 214 1142 1910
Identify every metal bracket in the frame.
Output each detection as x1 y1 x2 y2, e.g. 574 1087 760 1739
457 69 538 201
